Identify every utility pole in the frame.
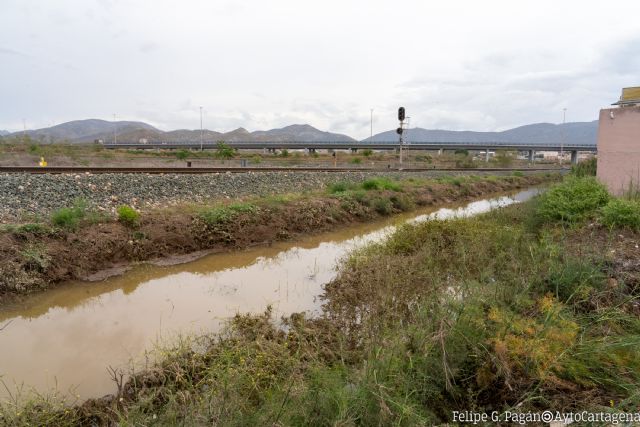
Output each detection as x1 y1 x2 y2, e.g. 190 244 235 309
113 114 117 145
370 109 373 141
200 106 204 151
560 108 566 166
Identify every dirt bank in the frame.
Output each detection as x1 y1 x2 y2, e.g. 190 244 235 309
0 174 556 303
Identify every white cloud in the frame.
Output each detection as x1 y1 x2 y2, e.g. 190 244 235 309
1 0 639 138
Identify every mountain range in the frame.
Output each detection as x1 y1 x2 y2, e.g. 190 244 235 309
1 119 355 144
365 121 598 145
0 118 598 145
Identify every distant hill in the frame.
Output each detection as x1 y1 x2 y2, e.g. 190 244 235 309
0 130 9 136
251 124 355 142
364 121 598 145
4 119 355 143
6 119 160 143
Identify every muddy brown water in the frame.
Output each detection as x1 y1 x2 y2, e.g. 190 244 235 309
0 188 540 402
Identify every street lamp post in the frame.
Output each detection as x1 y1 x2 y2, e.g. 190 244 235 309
370 109 373 141
560 108 566 166
199 106 204 151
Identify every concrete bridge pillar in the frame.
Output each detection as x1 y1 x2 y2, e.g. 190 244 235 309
485 149 490 163
571 150 578 165
438 149 443 156
351 148 358 153
307 148 316 154
528 150 535 163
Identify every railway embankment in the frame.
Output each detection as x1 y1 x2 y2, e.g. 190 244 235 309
0 173 557 302
0 169 546 223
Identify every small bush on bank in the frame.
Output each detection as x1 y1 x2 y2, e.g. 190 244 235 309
536 177 609 224
361 177 401 191
349 157 362 164
372 197 393 215
117 205 140 227
600 198 640 230
327 181 355 194
199 202 257 225
512 170 524 177
51 199 88 229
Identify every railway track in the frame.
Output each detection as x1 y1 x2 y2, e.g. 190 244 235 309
0 166 564 174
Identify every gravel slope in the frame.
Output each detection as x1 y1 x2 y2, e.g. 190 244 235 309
0 170 521 222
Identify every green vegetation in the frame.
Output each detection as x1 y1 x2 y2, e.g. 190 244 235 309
20 244 51 273
361 148 373 157
327 181 356 194
600 198 640 230
536 177 610 224
116 205 140 227
175 149 189 160
198 202 258 225
349 156 362 164
571 157 597 177
361 177 402 191
493 149 513 167
215 141 235 159
50 199 89 229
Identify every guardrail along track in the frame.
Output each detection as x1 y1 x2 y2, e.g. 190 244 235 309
0 166 563 174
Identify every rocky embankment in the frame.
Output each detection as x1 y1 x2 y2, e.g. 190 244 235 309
0 170 528 222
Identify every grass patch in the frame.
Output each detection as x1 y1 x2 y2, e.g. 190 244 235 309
198 202 258 225
361 177 402 191
116 205 140 227
50 199 89 229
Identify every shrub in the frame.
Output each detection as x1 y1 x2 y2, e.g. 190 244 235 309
361 149 373 157
536 177 610 223
512 171 524 177
327 181 355 194
250 155 262 164
599 198 640 230
215 141 235 159
117 205 140 227
175 150 189 160
199 203 257 225
571 157 597 177
390 194 414 211
349 157 362 164
544 259 606 305
361 178 401 191
51 199 88 229
372 197 393 215
279 149 289 158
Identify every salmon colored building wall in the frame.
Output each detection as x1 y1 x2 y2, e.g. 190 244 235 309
596 105 640 195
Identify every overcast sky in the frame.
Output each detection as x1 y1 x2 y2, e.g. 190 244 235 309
1 0 639 138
